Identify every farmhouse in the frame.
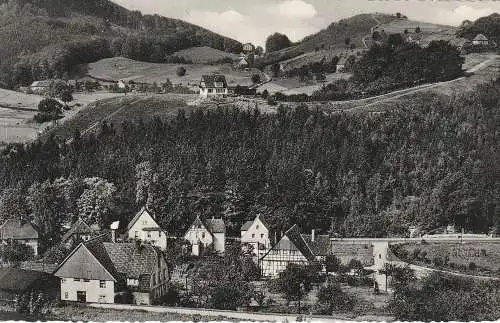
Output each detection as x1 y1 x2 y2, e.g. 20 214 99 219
184 216 226 256
199 75 228 98
0 268 59 302
126 207 167 250
260 225 330 277
241 215 270 257
54 237 169 305
237 57 249 69
0 218 39 256
28 80 52 95
243 43 255 53
61 219 97 248
472 34 489 46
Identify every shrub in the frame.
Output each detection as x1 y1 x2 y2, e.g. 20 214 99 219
469 262 477 271
316 282 355 314
176 66 186 76
267 96 277 106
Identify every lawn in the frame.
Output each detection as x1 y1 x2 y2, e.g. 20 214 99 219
0 88 44 110
172 46 240 64
392 241 500 277
85 57 264 87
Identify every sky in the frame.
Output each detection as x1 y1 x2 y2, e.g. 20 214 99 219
112 0 500 47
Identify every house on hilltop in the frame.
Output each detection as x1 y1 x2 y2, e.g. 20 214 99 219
184 215 226 256
260 225 330 277
61 219 97 248
0 218 39 256
243 43 255 54
125 207 167 250
472 34 489 46
241 215 270 257
54 238 169 305
199 75 228 98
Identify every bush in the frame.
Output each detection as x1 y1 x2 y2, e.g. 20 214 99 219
316 282 355 314
176 66 186 76
267 96 277 106
468 262 477 271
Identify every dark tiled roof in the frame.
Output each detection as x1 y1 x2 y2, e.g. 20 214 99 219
61 219 94 243
241 221 253 231
204 218 226 234
283 225 315 261
301 234 331 256
200 75 227 88
84 240 120 280
0 218 38 240
20 261 59 274
102 242 158 279
0 268 55 292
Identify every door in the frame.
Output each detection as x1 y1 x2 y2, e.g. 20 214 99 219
77 291 86 303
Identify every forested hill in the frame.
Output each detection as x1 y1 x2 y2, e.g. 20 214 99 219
0 0 242 87
0 79 498 252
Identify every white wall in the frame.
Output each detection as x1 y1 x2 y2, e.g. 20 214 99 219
185 226 213 249
127 210 167 250
260 249 308 277
60 278 114 303
241 218 270 251
212 232 225 253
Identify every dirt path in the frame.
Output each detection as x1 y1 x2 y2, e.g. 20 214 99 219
88 303 360 322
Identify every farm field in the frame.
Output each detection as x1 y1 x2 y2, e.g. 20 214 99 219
85 57 263 87
172 46 240 64
392 241 500 277
0 91 128 147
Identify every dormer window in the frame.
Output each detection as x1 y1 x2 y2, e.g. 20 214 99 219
214 82 223 88
256 225 259 229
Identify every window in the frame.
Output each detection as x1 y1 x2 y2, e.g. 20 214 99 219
256 225 259 229
142 220 147 225
64 292 69 299
99 280 106 288
83 279 90 282
208 89 213 93
73 278 80 282
252 234 255 238
135 231 139 238
261 234 264 238
99 295 106 303
61 278 66 283
147 232 151 238
158 231 161 238
202 232 205 238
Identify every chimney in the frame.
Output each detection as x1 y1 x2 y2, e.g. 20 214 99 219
311 229 315 242
110 221 119 243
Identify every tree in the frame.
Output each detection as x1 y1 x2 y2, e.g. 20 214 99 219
324 254 341 274
345 37 351 46
372 31 381 41
251 74 261 84
176 66 186 77
255 46 264 56
1 241 34 264
273 263 317 310
271 63 281 78
265 33 292 52
388 33 405 47
415 26 421 33
316 282 355 314
76 177 117 228
34 98 63 123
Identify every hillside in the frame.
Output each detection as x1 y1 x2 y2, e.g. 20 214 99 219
0 0 242 88
171 46 240 64
458 13 500 44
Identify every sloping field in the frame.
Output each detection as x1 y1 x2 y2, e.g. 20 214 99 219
375 19 456 46
172 46 240 64
0 88 44 110
86 57 261 87
392 241 500 277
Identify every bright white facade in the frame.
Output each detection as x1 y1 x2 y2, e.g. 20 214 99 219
241 215 270 257
126 208 167 250
60 278 115 303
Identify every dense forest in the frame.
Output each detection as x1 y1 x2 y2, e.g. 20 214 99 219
457 13 500 44
0 0 242 87
1 78 499 251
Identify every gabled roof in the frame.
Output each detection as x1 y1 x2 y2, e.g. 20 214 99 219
0 218 38 240
30 80 52 87
0 268 56 292
127 207 158 231
241 220 253 232
102 242 159 279
284 225 315 261
473 34 488 41
301 234 331 256
61 219 95 243
204 218 226 234
200 75 228 88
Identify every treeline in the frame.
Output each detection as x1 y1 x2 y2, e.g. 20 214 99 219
0 80 499 243
0 0 242 87
457 13 500 44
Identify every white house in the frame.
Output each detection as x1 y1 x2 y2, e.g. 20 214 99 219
184 216 226 256
54 235 169 305
241 215 270 257
199 75 228 98
472 34 489 46
60 219 97 248
126 207 167 250
243 43 255 53
117 80 127 89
